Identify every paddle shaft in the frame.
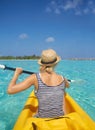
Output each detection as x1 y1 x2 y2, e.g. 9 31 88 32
5 66 71 82
5 66 34 75
0 64 71 82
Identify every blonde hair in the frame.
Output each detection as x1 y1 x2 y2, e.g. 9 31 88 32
40 65 56 74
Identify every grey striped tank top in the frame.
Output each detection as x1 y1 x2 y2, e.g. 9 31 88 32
34 73 66 118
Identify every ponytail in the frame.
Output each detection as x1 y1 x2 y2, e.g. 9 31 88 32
40 65 56 74
45 66 53 73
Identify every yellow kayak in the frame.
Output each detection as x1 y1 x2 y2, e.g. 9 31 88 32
13 91 95 130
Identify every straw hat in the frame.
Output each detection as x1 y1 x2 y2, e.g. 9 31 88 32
38 49 61 66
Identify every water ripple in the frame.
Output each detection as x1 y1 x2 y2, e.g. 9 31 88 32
0 60 95 130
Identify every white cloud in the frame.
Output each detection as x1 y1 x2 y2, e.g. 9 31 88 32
61 0 83 13
63 1 75 10
45 37 55 43
46 0 95 15
46 0 61 15
19 33 29 39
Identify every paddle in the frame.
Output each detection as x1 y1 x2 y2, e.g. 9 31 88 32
0 64 73 82
0 64 34 75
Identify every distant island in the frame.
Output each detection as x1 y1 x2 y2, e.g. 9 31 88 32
0 55 95 60
0 55 40 60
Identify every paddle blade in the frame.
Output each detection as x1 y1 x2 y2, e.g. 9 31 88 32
0 64 6 69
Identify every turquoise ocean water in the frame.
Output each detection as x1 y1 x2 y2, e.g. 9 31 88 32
0 60 95 130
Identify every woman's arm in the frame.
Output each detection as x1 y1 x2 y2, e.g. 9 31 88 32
7 68 36 94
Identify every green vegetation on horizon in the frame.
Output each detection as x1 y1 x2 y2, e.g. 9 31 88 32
0 55 95 60
0 55 40 60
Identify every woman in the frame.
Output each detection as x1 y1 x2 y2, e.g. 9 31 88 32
7 49 69 118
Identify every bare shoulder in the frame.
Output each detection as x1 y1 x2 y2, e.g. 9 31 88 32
28 73 38 89
23 74 37 85
57 74 69 88
27 73 37 81
30 73 37 78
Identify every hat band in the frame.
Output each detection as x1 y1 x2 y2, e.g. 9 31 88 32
41 58 57 64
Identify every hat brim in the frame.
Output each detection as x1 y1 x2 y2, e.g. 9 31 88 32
38 56 61 65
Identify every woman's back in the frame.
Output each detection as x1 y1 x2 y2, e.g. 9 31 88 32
39 72 64 87
34 73 66 118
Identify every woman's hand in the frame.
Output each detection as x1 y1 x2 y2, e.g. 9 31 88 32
14 68 23 76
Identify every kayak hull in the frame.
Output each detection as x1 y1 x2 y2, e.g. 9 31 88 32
13 91 95 130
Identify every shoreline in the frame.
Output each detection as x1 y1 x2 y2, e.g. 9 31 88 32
0 58 95 61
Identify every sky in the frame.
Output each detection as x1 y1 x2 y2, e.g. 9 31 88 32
0 0 95 58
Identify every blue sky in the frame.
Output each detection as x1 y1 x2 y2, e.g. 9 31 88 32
0 0 95 58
